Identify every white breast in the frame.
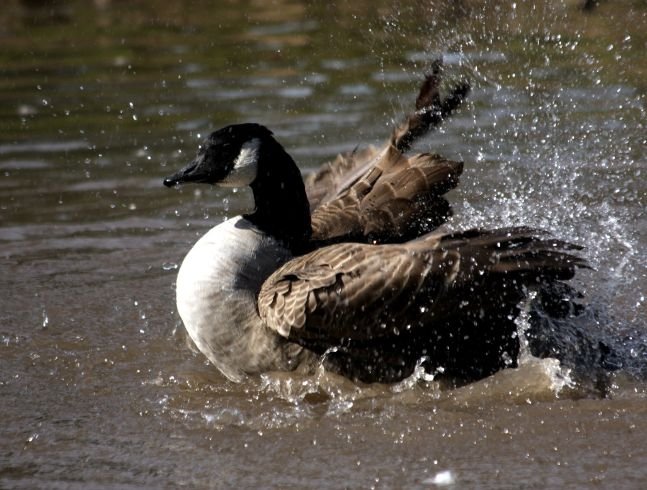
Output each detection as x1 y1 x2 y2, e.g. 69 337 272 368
175 216 293 381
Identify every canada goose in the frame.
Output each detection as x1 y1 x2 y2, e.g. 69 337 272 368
164 69 585 384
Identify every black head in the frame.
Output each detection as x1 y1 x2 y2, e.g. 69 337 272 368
165 122 312 250
163 123 274 188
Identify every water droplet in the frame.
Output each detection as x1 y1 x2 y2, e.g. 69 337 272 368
423 470 455 486
162 262 178 271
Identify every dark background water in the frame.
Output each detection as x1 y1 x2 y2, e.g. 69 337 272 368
1 0 646 488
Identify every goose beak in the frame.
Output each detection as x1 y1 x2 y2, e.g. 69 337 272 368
163 157 205 187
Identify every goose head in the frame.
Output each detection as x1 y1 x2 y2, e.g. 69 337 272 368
164 122 312 251
163 123 274 188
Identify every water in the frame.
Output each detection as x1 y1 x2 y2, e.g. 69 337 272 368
1 0 646 488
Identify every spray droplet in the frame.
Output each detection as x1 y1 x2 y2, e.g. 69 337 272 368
423 470 455 486
162 262 178 271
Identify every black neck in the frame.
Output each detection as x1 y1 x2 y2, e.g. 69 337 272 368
244 138 312 253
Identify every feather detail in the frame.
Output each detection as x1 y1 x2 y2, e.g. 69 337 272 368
391 60 471 153
259 227 585 358
309 146 463 244
305 64 469 225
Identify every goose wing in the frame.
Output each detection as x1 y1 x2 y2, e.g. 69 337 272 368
258 228 586 354
304 62 470 211
304 66 469 245
390 60 470 154
257 240 456 345
309 147 463 244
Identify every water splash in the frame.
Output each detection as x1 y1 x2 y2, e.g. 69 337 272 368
391 357 440 393
423 470 456 486
162 262 178 271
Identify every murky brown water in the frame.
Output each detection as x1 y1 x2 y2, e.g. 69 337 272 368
1 0 646 488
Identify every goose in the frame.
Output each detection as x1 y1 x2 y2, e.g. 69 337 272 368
164 69 586 384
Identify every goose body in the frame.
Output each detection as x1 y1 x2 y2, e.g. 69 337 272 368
165 72 585 384
175 216 305 381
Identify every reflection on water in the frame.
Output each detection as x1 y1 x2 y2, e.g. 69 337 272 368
1 0 646 488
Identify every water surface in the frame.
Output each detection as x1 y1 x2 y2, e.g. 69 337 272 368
1 0 646 488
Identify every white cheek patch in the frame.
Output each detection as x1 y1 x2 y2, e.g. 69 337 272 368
220 138 260 187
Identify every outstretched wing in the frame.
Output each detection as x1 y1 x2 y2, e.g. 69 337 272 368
390 60 470 153
304 62 470 211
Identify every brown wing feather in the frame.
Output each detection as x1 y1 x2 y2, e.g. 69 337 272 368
258 242 458 344
359 152 463 238
259 228 585 358
304 145 383 210
304 64 469 217
310 146 463 244
391 61 471 153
